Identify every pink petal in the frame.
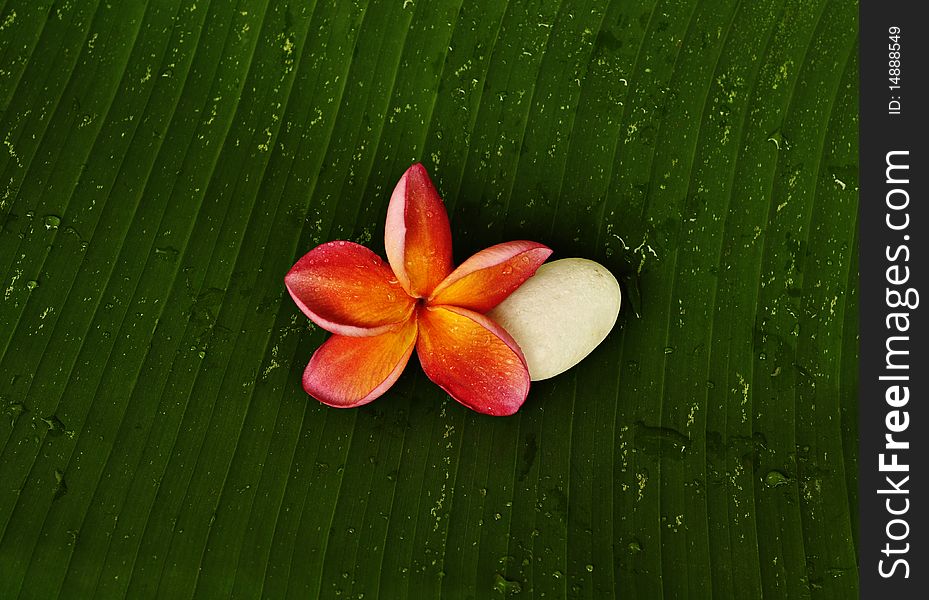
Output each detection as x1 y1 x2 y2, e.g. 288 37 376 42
384 163 454 298
285 241 414 336
416 305 530 416
303 318 418 407
428 241 552 312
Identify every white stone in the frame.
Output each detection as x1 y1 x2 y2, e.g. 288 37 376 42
488 258 621 381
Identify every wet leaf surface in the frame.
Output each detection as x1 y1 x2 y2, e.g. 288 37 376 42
0 0 857 597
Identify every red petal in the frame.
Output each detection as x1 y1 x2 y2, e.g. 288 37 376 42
303 318 418 407
428 241 552 312
416 305 530 416
285 241 414 336
384 163 454 298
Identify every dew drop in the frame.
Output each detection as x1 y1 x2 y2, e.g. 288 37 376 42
5 401 27 424
155 246 179 260
765 470 790 487
41 414 67 436
53 469 68 501
44 215 61 230
492 573 522 595
26 280 39 290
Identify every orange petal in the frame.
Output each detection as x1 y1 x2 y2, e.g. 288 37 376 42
303 318 418 408
285 241 414 336
428 241 552 312
416 305 530 416
384 163 453 298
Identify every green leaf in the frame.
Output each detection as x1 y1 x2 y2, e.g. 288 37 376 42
0 0 858 597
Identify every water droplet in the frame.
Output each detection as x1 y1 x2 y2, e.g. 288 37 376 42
663 346 674 354
553 570 563 579
493 573 522 595
155 246 179 260
54 468 68 500
26 280 39 290
586 564 594 572
5 401 27 424
198 351 206 359
42 415 67 436
765 470 790 487
766 130 789 150
44 215 61 230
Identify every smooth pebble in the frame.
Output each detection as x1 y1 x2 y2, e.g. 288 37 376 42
489 258 621 381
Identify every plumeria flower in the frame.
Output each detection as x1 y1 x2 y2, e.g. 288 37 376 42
285 164 552 416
